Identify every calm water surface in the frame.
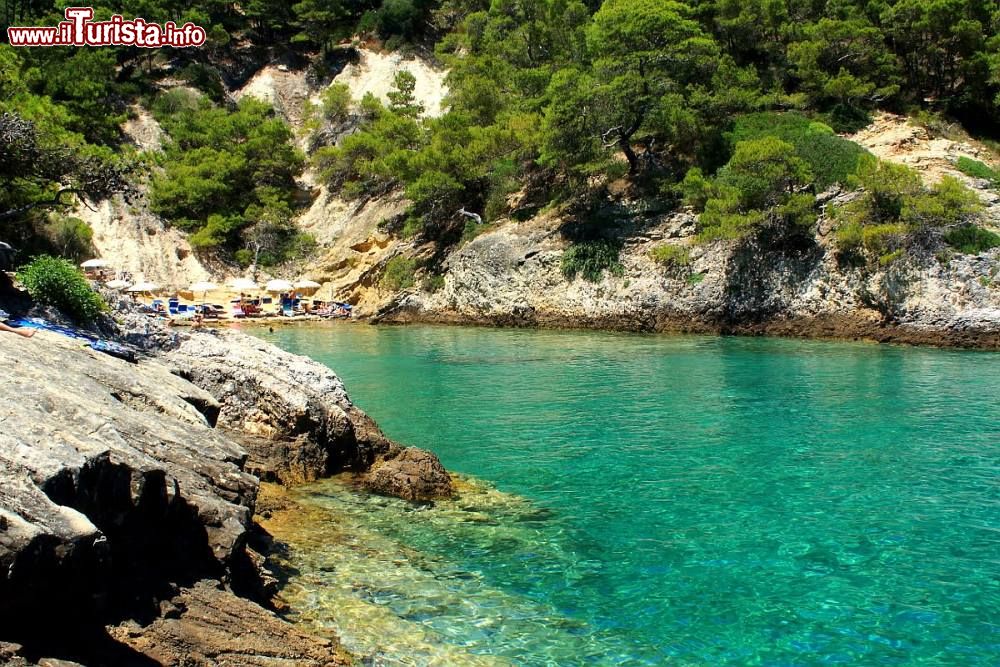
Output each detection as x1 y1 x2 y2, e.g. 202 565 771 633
252 325 1000 666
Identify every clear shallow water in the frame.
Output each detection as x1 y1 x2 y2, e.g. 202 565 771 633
254 325 1000 666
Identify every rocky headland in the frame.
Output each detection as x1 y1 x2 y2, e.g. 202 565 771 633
373 194 1000 350
0 296 454 665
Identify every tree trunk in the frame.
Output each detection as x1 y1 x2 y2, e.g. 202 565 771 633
619 126 641 175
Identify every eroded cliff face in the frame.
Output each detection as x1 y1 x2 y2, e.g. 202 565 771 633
0 313 453 664
377 198 1000 348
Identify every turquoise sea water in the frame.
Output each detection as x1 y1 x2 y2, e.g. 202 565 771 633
253 325 1000 666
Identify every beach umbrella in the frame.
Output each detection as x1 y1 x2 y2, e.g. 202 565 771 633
105 279 129 290
80 258 110 269
294 279 322 295
189 281 219 294
127 281 161 294
228 278 260 291
265 279 294 293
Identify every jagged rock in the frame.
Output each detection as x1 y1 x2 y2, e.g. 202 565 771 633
364 448 455 502
0 332 257 631
107 581 352 666
160 329 397 485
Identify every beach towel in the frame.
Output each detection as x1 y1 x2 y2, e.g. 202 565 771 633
7 317 138 363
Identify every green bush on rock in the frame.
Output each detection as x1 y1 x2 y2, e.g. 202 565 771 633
833 155 985 263
562 240 624 282
381 256 420 291
944 226 1000 255
650 244 692 270
17 255 106 324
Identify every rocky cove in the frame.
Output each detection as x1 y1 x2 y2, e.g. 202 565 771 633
0 292 454 665
371 195 1000 350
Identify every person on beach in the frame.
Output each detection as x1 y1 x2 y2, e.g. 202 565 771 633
0 310 34 338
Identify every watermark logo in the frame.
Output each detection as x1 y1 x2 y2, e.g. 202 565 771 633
7 7 206 48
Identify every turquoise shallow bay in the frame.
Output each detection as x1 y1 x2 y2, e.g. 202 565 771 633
254 325 1000 666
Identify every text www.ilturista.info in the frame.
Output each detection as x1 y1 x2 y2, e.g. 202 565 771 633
7 7 206 47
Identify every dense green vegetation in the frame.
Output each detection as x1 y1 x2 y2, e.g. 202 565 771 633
723 113 867 189
833 155 985 264
148 90 312 265
16 255 107 323
561 240 624 282
943 225 1000 255
380 255 421 290
2 0 1000 276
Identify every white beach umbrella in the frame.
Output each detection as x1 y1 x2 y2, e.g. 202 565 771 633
228 278 260 291
80 259 111 269
294 279 322 295
127 281 161 294
265 279 294 293
105 279 129 290
189 281 219 294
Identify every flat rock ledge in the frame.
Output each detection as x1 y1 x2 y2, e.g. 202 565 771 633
0 319 453 665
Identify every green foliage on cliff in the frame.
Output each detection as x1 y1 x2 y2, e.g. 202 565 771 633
683 137 818 241
381 255 420 290
561 240 624 282
4 0 1000 267
944 225 1000 255
725 113 868 189
955 157 999 187
149 94 305 263
833 155 985 263
16 255 106 324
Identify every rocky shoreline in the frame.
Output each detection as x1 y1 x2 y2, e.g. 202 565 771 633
366 205 1000 352
380 308 1000 350
0 296 454 666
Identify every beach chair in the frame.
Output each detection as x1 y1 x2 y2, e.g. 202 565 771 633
167 298 179 316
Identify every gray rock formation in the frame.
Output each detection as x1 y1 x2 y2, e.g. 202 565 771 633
0 330 258 661
387 206 1000 348
0 312 453 664
160 328 452 497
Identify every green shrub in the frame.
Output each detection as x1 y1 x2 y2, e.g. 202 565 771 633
861 223 908 257
381 255 420 290
687 272 706 285
726 112 868 188
561 240 624 282
45 215 93 262
422 274 446 293
319 84 352 124
955 157 999 185
17 255 106 324
944 225 1000 254
650 244 692 269
833 156 987 263
693 137 818 242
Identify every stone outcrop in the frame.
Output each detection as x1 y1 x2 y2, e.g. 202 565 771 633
0 330 258 662
159 328 451 497
107 582 352 666
0 309 453 664
378 202 1000 349
364 448 456 503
